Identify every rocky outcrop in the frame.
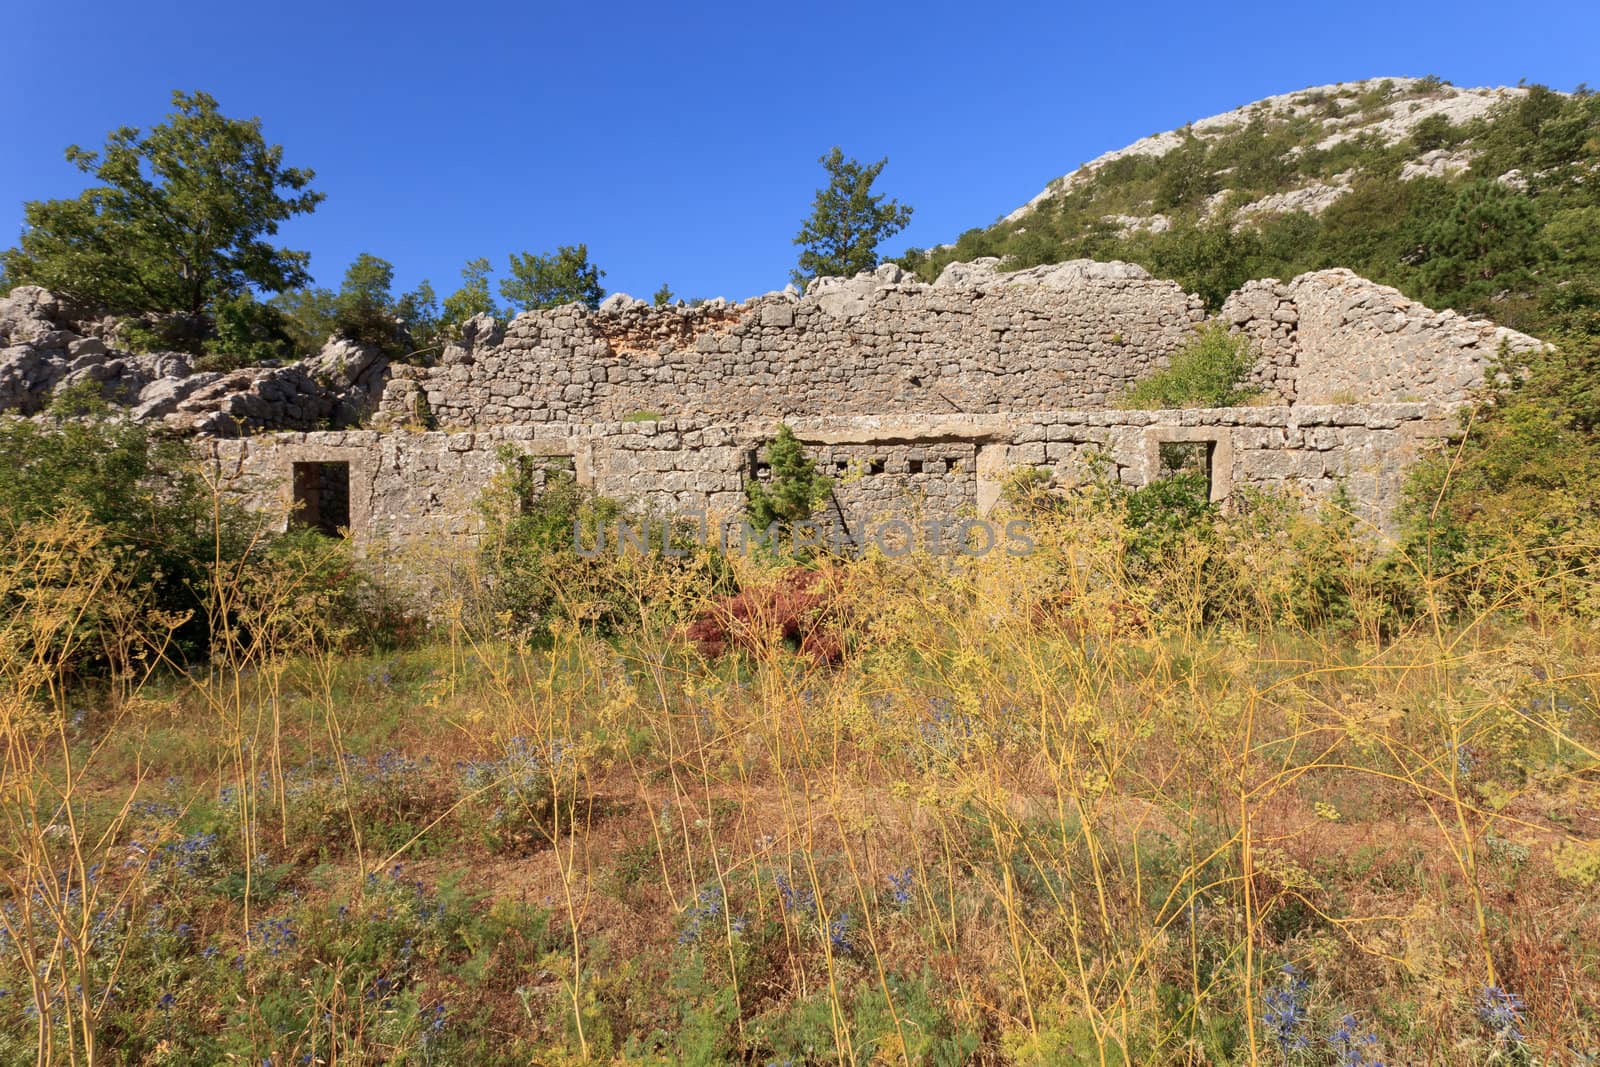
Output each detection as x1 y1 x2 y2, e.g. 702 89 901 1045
0 286 386 434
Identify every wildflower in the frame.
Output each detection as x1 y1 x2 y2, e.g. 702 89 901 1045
774 873 814 916
1477 986 1525 1046
1327 1013 1384 1067
828 911 854 955
678 886 727 944
1262 964 1311 1054
887 866 915 907
158 992 176 1011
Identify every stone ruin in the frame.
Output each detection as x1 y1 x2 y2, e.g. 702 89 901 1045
0 257 1542 569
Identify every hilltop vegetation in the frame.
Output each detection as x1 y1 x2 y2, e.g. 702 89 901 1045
901 78 1600 339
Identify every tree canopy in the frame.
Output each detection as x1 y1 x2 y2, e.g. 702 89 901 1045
793 148 914 285
499 245 606 312
1 90 322 320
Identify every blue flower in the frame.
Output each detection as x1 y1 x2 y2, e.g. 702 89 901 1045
828 911 854 955
1262 964 1311 1054
1327 1013 1384 1067
887 867 915 907
774 873 814 916
1477 985 1526 1046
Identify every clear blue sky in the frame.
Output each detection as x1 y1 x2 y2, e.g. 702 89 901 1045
3 0 1595 304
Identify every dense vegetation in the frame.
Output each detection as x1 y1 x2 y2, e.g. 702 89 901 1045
900 81 1600 340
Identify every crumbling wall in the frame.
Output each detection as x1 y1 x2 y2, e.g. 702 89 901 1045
381 260 1210 428
1222 269 1541 404
211 402 1459 575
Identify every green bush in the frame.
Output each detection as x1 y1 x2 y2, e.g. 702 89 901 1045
0 402 248 663
475 447 725 642
204 292 297 369
1120 323 1260 409
1395 336 1600 617
745 424 832 555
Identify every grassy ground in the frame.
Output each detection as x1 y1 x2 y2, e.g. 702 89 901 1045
3 515 1598 1065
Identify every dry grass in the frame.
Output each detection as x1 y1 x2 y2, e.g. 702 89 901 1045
1 500 1597 1065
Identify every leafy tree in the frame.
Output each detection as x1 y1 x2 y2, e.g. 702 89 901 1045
441 258 499 329
499 245 606 312
268 258 439 358
1416 179 1542 309
1140 222 1261 310
330 253 402 347
746 425 832 549
207 292 296 368
395 279 441 356
0 90 322 321
269 285 338 355
793 148 913 284
653 283 676 307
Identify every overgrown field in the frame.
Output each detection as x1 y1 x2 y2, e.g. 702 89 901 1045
4 486 1597 1065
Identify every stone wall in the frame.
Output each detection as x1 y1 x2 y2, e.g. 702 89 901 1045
209 402 1459 575
374 261 1540 433
1222 269 1541 404
379 260 1211 428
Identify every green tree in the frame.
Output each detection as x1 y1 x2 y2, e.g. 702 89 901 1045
745 425 832 550
1 90 322 321
1416 179 1543 310
395 279 441 356
207 291 296 368
499 245 606 312
269 258 439 357
653 283 676 307
441 258 499 329
269 285 338 354
331 253 401 347
793 148 914 284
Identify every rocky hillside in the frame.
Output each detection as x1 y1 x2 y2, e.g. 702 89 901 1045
903 77 1600 340
1003 77 1528 229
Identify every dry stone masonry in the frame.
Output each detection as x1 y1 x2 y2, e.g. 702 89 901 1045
0 257 1543 565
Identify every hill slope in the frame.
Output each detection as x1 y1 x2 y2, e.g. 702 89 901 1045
901 77 1600 340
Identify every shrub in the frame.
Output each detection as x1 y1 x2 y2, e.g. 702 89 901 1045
1120 323 1261 409
1395 336 1600 617
205 292 296 368
745 424 832 555
0 404 248 663
475 447 725 642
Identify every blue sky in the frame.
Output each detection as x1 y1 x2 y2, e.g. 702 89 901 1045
3 0 1596 304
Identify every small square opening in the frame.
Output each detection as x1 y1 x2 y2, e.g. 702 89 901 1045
517 454 576 513
867 458 885 475
1158 441 1216 494
291 461 351 537
907 458 925 475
